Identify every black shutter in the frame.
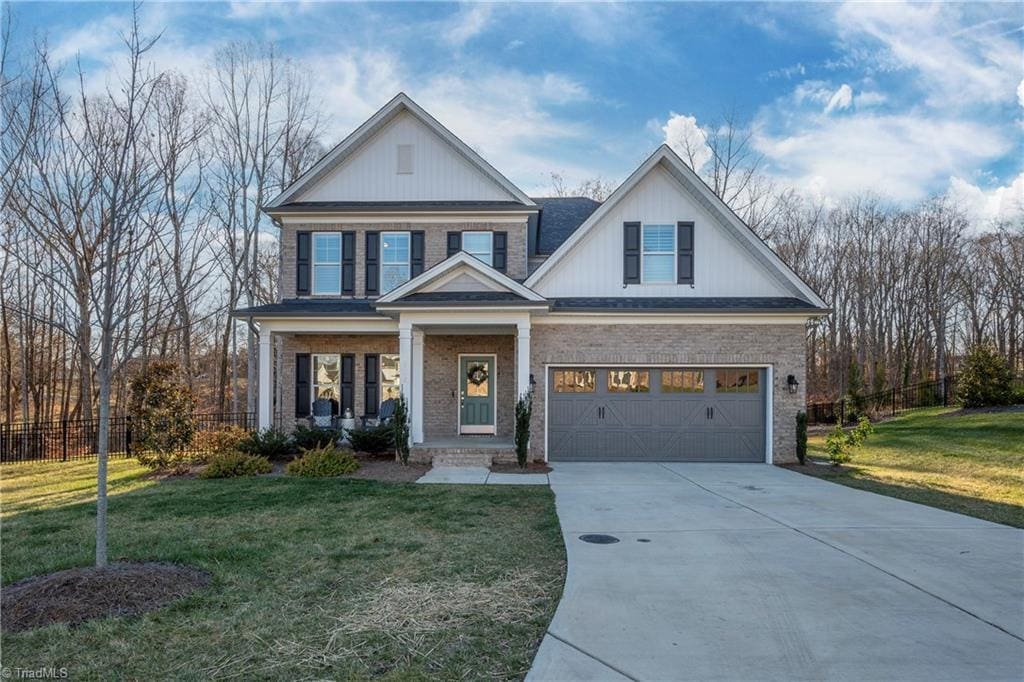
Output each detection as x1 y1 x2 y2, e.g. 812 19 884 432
296 232 311 295
295 353 311 417
364 354 379 417
341 231 356 294
677 221 694 285
340 354 354 415
447 231 462 257
365 231 380 296
411 231 425 277
493 231 507 272
623 222 641 284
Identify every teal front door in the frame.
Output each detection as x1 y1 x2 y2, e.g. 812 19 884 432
460 355 496 434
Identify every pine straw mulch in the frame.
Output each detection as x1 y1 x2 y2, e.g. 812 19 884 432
1 561 211 633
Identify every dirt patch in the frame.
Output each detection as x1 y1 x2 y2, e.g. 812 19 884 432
344 455 429 483
1 562 210 633
490 462 553 474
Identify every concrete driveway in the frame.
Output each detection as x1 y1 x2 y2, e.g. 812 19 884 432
528 463 1024 681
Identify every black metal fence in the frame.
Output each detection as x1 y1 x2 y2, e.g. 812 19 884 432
0 412 255 464
807 376 958 425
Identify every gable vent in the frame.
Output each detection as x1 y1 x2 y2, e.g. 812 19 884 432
396 144 414 174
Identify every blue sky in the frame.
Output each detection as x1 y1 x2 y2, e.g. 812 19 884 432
10 1 1024 221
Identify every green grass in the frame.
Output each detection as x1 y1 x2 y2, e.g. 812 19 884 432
1 460 566 680
807 407 1024 527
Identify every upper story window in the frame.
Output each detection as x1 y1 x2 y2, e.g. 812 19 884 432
461 231 493 266
642 224 675 283
312 233 342 295
381 231 411 294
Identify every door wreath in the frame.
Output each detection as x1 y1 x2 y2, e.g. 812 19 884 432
467 364 489 386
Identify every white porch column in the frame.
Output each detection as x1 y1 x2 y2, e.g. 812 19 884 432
411 329 425 443
399 321 415 445
257 329 273 430
516 320 531 400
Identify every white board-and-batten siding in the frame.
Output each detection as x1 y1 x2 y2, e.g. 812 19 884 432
533 166 795 298
297 111 515 203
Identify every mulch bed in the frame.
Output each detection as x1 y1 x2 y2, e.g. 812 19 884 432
779 460 848 478
1 562 211 633
490 462 553 474
345 455 430 483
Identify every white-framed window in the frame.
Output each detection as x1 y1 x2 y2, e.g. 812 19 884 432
461 231 493 266
311 354 341 413
312 232 342 295
380 231 411 294
381 354 401 401
642 224 675 284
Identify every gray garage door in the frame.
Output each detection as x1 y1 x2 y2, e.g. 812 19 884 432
548 367 766 462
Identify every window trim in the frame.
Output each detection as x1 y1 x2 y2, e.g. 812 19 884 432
380 230 412 294
640 223 676 284
461 231 494 266
311 353 342 413
311 232 342 295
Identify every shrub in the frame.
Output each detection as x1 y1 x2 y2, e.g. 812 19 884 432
135 450 199 474
193 426 250 458
795 411 807 465
286 444 359 477
956 343 1015 408
392 393 410 465
129 361 196 470
291 425 340 451
825 416 874 466
200 452 272 479
347 424 395 455
238 428 293 461
515 390 533 469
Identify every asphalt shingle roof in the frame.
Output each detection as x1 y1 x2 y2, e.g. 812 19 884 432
531 197 602 254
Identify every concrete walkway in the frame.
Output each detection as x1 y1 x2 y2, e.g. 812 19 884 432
416 466 549 485
529 462 1024 681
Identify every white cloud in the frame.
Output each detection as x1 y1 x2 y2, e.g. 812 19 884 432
1018 79 1024 108
947 173 1024 225
445 4 493 47
855 90 887 108
824 84 853 114
661 113 712 173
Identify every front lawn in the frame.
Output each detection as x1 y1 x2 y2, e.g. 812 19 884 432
805 407 1024 527
1 459 565 679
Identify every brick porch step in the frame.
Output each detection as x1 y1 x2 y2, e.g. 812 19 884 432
412 445 517 467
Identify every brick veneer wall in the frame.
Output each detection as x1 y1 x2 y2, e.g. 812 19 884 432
527 323 807 463
423 335 515 440
278 221 529 299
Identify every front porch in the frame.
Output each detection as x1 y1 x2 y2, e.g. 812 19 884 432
411 435 517 466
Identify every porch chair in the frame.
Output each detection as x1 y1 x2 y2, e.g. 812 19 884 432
311 398 335 428
360 398 396 428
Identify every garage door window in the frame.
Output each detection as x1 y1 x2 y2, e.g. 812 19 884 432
608 370 650 393
554 370 596 393
716 369 759 393
662 370 704 393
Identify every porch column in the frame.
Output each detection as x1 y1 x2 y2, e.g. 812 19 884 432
398 322 414 446
411 329 425 443
516 320 531 400
258 329 273 430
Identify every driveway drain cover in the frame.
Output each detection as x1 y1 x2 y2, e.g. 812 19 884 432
579 534 619 544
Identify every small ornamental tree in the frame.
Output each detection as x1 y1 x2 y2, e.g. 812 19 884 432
392 393 410 465
514 390 533 469
129 361 196 469
956 343 1014 408
825 416 874 467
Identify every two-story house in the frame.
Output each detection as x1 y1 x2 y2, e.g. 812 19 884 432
234 93 829 464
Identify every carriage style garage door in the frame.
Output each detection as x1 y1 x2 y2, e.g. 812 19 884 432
547 367 766 462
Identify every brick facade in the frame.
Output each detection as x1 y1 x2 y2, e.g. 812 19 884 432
527 323 807 464
278 220 529 299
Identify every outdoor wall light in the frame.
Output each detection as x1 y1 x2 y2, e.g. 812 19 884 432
787 374 800 394
529 373 536 386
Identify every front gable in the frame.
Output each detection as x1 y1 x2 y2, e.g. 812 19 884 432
269 94 534 207
527 146 826 307
376 251 547 307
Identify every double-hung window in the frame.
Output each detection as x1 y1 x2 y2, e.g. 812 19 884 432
380 354 401 401
461 231 493 266
311 354 341 413
641 224 675 283
380 231 411 294
312 233 342 295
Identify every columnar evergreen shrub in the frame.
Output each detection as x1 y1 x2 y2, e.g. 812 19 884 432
392 394 410 465
514 390 533 469
795 411 808 465
129 361 196 470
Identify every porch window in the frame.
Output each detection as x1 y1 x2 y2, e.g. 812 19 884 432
641 224 675 283
461 231 493 266
312 233 342 295
381 231 411 294
381 354 401 401
311 354 341 413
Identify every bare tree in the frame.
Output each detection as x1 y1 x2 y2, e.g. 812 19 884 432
548 172 616 201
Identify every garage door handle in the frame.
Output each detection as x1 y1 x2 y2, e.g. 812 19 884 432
710 407 714 419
